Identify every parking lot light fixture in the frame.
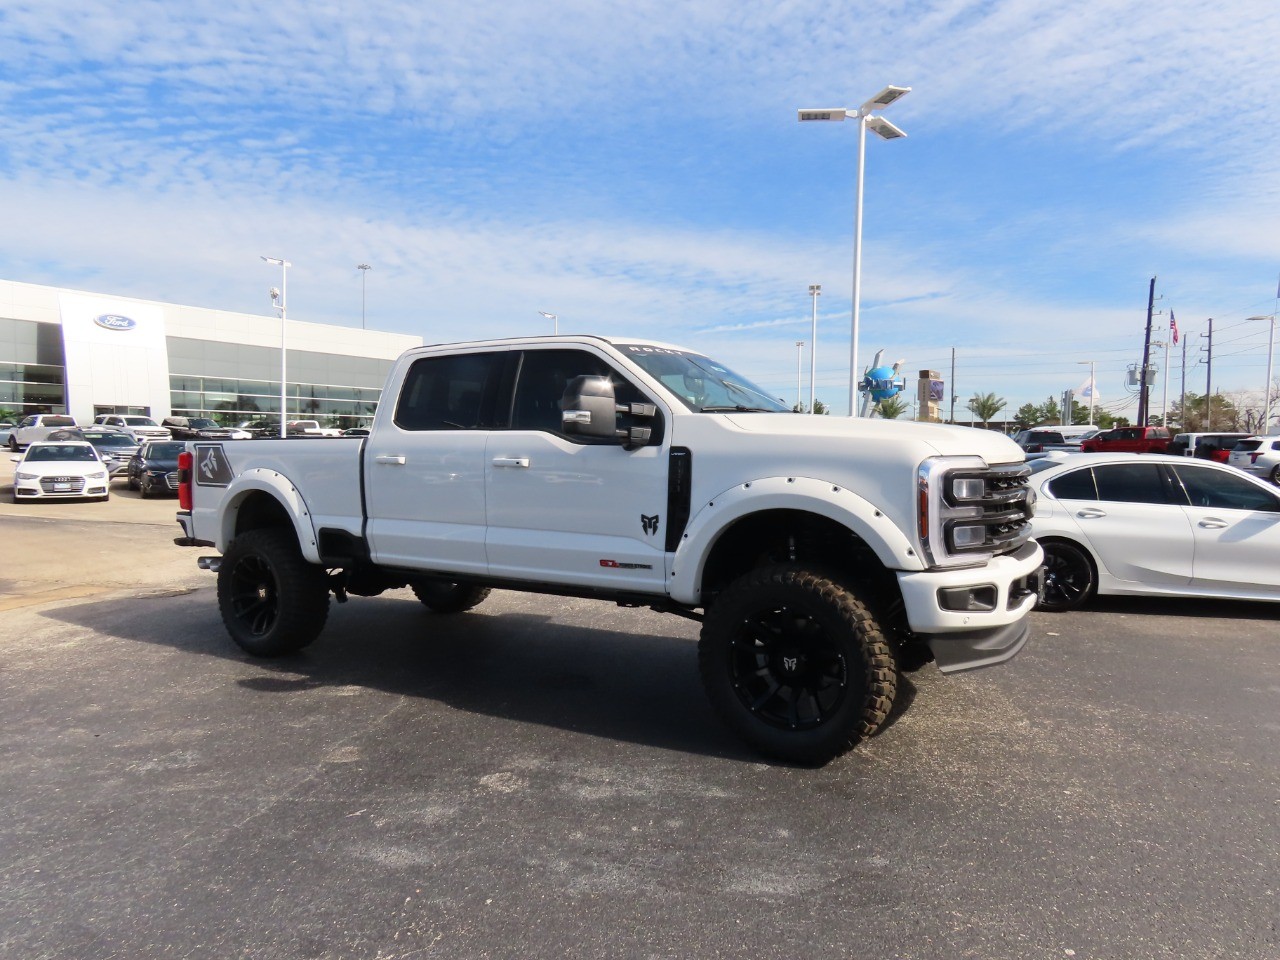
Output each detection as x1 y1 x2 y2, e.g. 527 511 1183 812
798 84 911 416
261 256 290 439
1246 315 1276 431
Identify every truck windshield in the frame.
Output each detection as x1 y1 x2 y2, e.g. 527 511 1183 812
615 344 792 413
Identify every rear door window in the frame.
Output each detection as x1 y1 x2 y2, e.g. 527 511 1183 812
395 352 507 431
1046 468 1097 500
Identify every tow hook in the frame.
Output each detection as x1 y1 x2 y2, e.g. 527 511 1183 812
197 556 222 573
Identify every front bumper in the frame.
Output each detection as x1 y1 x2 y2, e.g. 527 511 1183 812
896 541 1043 673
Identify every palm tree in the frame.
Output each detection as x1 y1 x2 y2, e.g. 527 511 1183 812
875 395 908 420
967 391 1006 428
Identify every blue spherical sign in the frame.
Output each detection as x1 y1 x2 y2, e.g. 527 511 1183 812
864 365 901 402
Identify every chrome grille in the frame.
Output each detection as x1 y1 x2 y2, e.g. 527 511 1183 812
40 476 86 494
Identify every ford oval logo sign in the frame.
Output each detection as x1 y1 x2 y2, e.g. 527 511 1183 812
94 314 137 332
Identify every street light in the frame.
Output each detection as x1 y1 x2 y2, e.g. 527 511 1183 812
1246 314 1276 431
1076 360 1096 425
795 341 805 409
539 311 558 335
798 84 911 416
357 263 371 329
261 255 290 439
808 284 821 413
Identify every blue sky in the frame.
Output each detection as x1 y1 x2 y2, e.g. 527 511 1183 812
3 0 1279 418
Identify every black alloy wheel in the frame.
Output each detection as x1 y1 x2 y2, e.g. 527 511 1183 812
700 565 896 765
1036 540 1097 612
217 528 330 656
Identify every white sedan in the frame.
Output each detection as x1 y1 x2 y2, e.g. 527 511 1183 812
10 441 111 502
1028 453 1280 610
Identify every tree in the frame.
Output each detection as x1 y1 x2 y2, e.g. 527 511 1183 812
875 395 908 420
791 400 831 415
967 391 1007 428
1013 403 1041 428
1166 392 1242 433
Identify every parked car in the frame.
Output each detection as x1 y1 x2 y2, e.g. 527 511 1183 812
1079 425 1171 454
161 417 252 441
45 428 139 477
0 421 15 446
286 419 342 437
341 427 370 437
10 441 111 502
8 414 78 450
1167 432 1249 462
1228 436 1280 483
126 440 187 497
92 414 171 443
236 419 281 439
1017 426 1101 453
1028 452 1280 611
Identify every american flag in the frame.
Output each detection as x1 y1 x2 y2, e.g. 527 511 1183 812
1170 311 1179 345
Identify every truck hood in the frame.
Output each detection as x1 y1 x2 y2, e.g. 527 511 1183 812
720 413 1024 464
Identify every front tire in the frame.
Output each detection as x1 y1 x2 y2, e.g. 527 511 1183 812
699 565 897 765
410 580 491 613
1036 539 1096 612
217 528 330 656
139 475 152 498
1271 464 1280 486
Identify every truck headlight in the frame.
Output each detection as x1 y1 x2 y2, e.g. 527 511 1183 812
918 457 1033 569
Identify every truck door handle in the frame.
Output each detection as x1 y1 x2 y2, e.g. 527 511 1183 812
1075 508 1107 519
491 457 530 468
1198 518 1228 529
374 455 406 465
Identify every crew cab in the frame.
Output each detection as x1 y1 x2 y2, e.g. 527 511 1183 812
175 336 1041 764
1080 425 1170 454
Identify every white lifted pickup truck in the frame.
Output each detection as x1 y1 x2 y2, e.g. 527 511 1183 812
175 336 1041 764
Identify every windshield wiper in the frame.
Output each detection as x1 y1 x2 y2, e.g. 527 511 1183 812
699 405 779 413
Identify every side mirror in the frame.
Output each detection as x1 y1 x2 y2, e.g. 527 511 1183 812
561 376 656 449
561 376 620 440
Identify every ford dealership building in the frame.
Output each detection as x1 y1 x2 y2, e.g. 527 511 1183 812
0 279 422 428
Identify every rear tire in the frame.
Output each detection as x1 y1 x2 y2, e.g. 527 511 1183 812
1036 539 1096 612
410 580 492 613
699 564 897 765
1271 464 1280 486
217 528 330 656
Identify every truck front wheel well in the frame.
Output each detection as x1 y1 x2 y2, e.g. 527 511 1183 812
699 509 925 670
700 509 889 601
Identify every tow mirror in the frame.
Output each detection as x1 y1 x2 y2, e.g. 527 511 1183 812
561 376 656 449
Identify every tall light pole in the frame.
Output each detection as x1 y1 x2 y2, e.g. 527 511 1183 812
357 263 371 329
799 85 911 416
795 341 805 409
261 255 290 438
1076 360 1096 425
808 284 821 413
539 311 558 335
1247 314 1276 431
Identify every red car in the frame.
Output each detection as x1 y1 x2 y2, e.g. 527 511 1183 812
1079 425 1171 454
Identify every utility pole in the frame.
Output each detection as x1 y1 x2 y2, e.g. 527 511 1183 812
1203 318 1214 430
949 346 956 425
1180 335 1187 430
1137 276 1156 426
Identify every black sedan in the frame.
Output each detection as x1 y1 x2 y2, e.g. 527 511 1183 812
126 440 187 497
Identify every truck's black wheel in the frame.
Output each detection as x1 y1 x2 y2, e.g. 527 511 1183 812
410 580 491 613
699 565 897 765
217 528 330 656
1036 539 1096 612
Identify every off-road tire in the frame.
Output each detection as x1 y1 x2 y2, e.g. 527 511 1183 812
410 580 492 614
217 528 330 656
699 564 897 765
1036 539 1096 612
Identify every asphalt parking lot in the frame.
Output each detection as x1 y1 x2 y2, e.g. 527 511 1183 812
0 469 1277 959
